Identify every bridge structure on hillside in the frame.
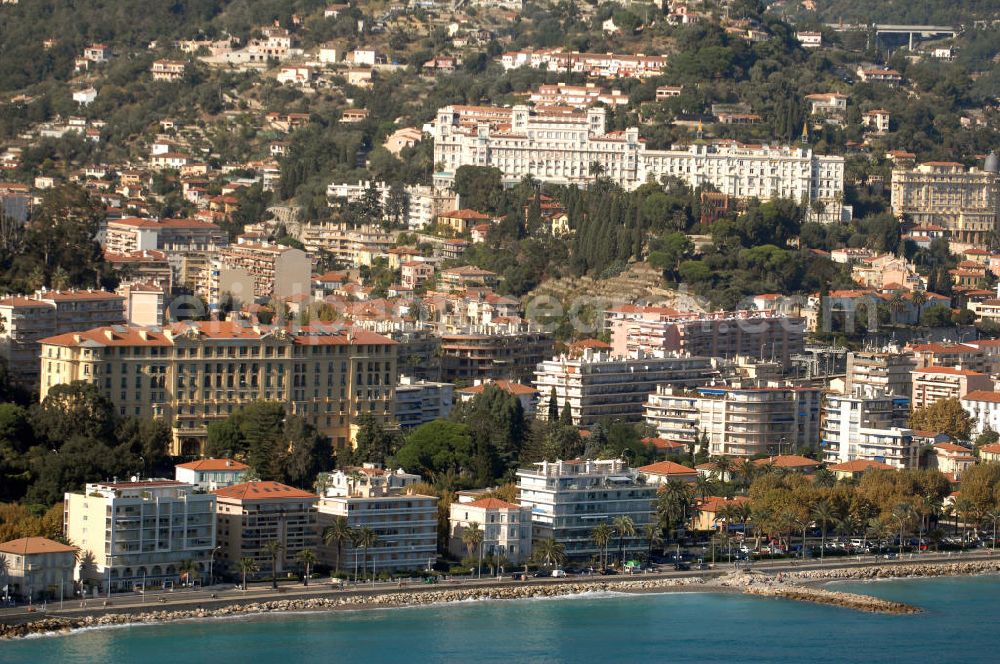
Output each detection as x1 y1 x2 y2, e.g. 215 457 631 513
824 23 958 50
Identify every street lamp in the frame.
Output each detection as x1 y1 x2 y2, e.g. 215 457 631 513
209 546 222 587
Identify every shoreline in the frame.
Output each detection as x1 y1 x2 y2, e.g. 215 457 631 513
5 558 1000 640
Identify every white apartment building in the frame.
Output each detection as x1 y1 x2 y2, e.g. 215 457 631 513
961 390 1000 435
449 496 533 565
316 466 438 574
325 181 452 230
64 480 216 592
433 105 845 218
211 239 312 302
394 375 454 428
151 59 186 81
213 481 318 578
528 83 629 108
911 367 992 410
890 159 1000 245
845 348 917 397
516 459 656 562
500 49 666 78
611 308 806 369
0 289 125 387
643 385 822 457
104 217 227 253
821 390 915 468
534 347 721 426
174 458 249 491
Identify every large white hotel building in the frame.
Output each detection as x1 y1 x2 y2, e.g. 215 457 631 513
433 105 846 219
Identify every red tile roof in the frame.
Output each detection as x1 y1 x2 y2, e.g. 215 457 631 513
962 391 1000 403
642 437 687 450
175 458 249 471
697 495 749 513
212 481 316 502
464 497 521 510
828 460 894 473
0 537 78 556
440 209 490 220
639 460 698 476
458 379 538 396
753 455 820 468
914 367 985 377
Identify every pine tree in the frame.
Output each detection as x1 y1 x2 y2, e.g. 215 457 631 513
547 387 559 421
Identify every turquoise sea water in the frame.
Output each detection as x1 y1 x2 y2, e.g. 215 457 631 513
3 576 1000 663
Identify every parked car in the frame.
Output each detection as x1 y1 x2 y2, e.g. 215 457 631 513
674 562 691 571
551 569 567 578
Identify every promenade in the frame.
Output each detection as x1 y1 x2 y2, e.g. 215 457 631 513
3 548 997 631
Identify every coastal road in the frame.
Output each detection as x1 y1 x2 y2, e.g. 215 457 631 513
3 549 998 626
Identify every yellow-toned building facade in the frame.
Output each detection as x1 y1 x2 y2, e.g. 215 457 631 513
39 321 397 455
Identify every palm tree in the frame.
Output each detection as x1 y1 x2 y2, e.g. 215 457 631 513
352 527 379 579
866 518 890 553
643 522 664 563
461 522 484 570
712 456 735 484
0 555 9 600
910 290 927 321
590 523 614 570
750 506 773 550
835 514 860 542
263 540 284 589
296 549 317 586
656 480 693 543
892 502 915 555
613 515 636 566
733 459 756 491
953 498 976 544
693 475 717 501
887 289 906 324
237 557 258 591
813 468 836 488
178 559 198 587
811 501 837 560
322 516 353 577
534 538 566 569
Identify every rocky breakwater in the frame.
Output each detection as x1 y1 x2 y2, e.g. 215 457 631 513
787 559 1000 583
2 576 711 639
717 570 920 614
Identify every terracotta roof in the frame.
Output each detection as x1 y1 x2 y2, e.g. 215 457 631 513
639 460 698 476
642 437 687 450
212 481 316 501
828 460 894 473
458 379 538 396
41 322 395 348
440 209 490 220
934 442 972 454
753 455 820 468
0 537 78 556
464 497 522 510
914 367 985 377
569 338 612 350
979 443 1000 454
962 391 1000 403
0 297 52 308
175 458 249 471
